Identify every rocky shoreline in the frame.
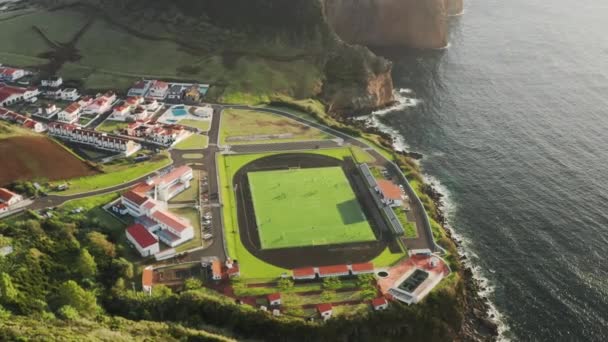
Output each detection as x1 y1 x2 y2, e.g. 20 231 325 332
424 185 500 341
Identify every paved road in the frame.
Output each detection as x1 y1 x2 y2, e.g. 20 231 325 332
25 103 438 264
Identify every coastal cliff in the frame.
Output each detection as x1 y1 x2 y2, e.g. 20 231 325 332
324 0 463 48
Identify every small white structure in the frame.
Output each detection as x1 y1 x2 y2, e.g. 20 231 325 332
267 293 281 306
0 67 26 82
371 297 388 311
41 77 63 88
60 88 80 101
317 304 333 320
127 80 151 97
126 224 160 257
83 92 116 115
0 188 23 206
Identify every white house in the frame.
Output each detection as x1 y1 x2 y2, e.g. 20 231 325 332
83 92 116 115
0 67 25 82
0 85 39 107
60 88 80 101
126 223 160 257
376 179 404 207
47 122 142 156
57 102 82 123
146 80 169 99
372 297 388 311
121 190 154 217
41 76 63 88
0 188 23 206
317 304 333 320
127 80 151 97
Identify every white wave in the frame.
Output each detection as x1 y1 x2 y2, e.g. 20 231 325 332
433 42 452 50
372 91 421 116
421 174 512 340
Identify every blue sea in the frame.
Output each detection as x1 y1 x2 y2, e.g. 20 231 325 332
371 0 608 340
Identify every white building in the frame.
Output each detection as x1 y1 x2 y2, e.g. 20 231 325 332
83 92 116 115
146 80 169 99
126 224 160 257
372 297 388 311
127 80 151 97
0 85 39 107
0 188 23 206
57 102 82 123
47 122 142 156
0 67 26 82
317 304 333 320
60 88 80 101
41 76 63 88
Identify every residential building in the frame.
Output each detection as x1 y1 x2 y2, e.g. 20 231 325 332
317 265 350 278
126 223 160 257
146 80 169 99
0 67 26 82
292 267 316 280
349 262 375 275
48 122 142 156
142 266 154 294
316 303 333 320
40 76 63 88
37 103 58 117
60 88 80 101
83 92 116 115
371 297 388 311
57 102 82 123
267 293 281 306
183 84 201 103
0 188 23 206
151 209 194 247
0 203 8 214
127 80 151 97
166 84 184 102
211 259 222 280
0 109 45 132
122 190 154 217
0 84 39 106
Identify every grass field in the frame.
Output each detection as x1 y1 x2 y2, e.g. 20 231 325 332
50 153 171 195
248 167 375 249
178 119 211 132
173 134 208 150
220 109 331 145
96 120 129 133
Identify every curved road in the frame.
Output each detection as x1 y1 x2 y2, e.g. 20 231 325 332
26 104 438 259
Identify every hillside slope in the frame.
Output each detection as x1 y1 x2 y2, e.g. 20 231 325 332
23 0 393 114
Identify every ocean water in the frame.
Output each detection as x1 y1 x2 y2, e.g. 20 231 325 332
371 0 608 340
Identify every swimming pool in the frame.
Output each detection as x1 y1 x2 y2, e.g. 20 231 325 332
172 106 187 116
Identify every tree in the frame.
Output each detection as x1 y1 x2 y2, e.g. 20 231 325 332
184 278 203 290
56 280 99 315
151 285 173 299
0 272 18 304
320 291 335 302
57 305 79 321
111 258 133 279
277 278 294 291
0 305 10 320
76 249 97 279
322 277 342 291
87 232 116 258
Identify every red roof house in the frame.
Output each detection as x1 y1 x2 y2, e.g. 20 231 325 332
316 303 333 320
142 266 154 293
0 188 22 205
267 293 281 306
318 265 349 278
350 262 375 275
292 267 316 280
371 297 389 310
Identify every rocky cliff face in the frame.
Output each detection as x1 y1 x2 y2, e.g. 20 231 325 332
324 0 462 49
321 44 394 115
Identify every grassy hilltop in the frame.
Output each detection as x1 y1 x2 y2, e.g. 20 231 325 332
1 0 393 112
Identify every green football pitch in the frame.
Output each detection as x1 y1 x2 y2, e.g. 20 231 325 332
247 167 376 249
